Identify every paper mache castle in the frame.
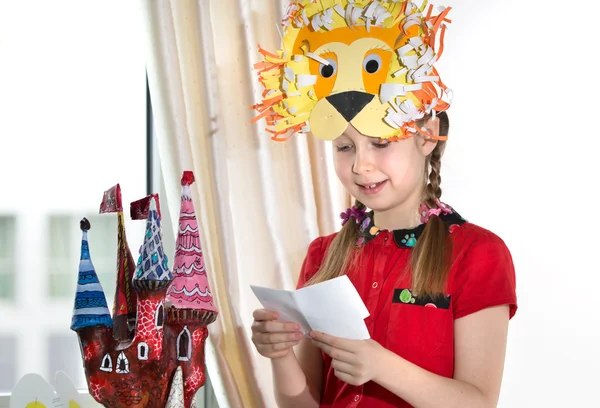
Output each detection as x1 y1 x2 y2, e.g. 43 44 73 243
69 171 218 408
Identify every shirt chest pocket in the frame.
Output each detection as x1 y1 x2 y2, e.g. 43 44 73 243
384 289 454 368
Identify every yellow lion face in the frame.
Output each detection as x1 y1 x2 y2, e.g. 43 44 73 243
252 0 452 142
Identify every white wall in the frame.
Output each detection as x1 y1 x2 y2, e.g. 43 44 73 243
438 0 599 406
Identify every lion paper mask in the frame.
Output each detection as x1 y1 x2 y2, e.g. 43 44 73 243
252 0 453 142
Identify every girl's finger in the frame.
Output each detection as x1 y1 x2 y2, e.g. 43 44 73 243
333 369 358 386
255 341 299 356
271 340 301 351
253 309 279 321
311 340 355 363
252 319 300 334
254 331 303 345
331 358 356 376
262 320 301 333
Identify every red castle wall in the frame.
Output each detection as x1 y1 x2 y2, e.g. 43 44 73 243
78 293 210 408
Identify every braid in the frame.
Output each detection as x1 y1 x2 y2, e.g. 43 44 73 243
425 144 443 208
423 110 448 208
411 112 451 297
354 199 366 212
306 197 364 286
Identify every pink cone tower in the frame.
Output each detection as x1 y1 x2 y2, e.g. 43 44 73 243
165 171 218 407
166 171 217 322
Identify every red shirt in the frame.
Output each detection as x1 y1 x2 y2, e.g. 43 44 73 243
296 209 517 408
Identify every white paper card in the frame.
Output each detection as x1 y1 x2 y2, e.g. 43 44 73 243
251 275 370 340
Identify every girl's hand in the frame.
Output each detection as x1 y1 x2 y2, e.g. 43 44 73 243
310 330 386 386
251 309 304 359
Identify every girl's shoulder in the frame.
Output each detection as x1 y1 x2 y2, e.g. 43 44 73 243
447 221 518 319
296 233 337 289
311 232 338 252
303 233 338 268
449 219 512 255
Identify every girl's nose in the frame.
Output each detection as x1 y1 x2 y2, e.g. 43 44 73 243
352 150 374 174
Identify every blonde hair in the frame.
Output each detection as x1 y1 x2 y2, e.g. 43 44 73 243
306 112 451 297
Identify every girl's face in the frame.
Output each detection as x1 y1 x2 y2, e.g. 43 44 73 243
332 124 438 217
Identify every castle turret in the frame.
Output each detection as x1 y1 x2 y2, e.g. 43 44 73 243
165 171 217 407
130 194 172 360
70 218 113 405
166 171 218 323
99 184 138 342
70 218 113 331
132 194 172 291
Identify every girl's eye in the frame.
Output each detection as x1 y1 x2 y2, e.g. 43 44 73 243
336 144 353 152
373 140 391 148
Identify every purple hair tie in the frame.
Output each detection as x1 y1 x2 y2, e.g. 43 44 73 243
340 205 367 226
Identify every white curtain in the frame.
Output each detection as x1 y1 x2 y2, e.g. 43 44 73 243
140 1 347 406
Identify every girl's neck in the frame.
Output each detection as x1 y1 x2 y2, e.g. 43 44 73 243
372 195 423 231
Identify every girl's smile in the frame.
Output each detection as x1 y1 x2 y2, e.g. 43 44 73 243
356 179 388 195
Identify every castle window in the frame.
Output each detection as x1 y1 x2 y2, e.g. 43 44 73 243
177 326 192 362
138 342 149 360
100 354 113 372
116 351 130 374
155 303 164 328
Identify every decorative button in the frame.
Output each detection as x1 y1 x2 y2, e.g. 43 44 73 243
372 282 378 289
354 395 360 402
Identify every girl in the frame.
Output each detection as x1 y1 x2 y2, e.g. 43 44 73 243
250 2 517 407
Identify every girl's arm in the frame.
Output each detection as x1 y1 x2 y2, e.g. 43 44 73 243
272 337 323 408
311 305 509 408
376 305 509 408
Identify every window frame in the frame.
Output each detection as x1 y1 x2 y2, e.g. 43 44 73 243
0 216 17 302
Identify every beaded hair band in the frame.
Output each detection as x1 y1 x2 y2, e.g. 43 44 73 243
340 205 367 226
419 200 452 223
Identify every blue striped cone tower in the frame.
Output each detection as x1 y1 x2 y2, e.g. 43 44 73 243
70 218 113 331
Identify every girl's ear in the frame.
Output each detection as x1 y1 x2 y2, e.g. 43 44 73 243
415 115 440 156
